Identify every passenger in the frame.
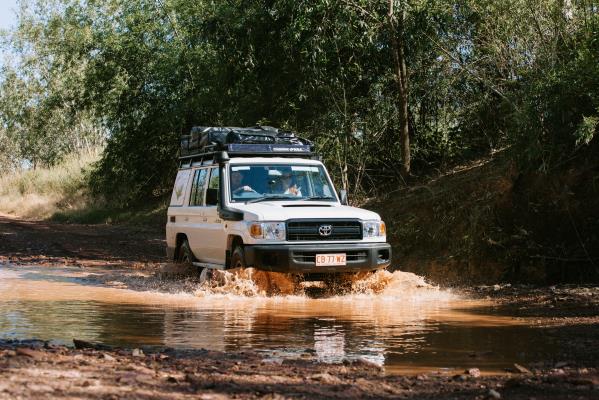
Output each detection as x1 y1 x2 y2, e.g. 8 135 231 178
231 170 255 194
280 172 302 196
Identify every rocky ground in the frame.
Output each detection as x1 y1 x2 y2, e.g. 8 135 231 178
1 213 599 399
1 339 598 400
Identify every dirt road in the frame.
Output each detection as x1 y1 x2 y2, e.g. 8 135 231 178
1 214 598 399
0 213 165 268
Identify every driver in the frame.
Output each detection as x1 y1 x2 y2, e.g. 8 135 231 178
231 170 255 194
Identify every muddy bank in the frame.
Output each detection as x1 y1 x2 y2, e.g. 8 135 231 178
371 151 599 285
0 339 597 400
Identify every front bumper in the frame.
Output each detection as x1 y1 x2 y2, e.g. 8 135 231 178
244 242 391 273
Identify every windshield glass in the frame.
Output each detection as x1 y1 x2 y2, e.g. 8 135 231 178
229 164 337 203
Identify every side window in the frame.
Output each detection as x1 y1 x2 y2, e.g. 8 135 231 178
206 168 219 206
189 169 208 206
170 169 191 206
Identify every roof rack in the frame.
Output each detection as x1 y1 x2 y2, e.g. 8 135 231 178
179 126 314 165
179 144 315 167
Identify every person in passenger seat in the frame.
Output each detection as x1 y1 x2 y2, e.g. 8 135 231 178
281 172 302 196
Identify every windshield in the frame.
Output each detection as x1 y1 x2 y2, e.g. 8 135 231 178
229 164 337 203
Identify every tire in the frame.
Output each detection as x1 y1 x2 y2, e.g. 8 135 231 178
177 239 195 265
159 238 200 279
230 245 246 270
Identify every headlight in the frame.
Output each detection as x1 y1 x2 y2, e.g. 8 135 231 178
249 222 286 240
363 220 386 238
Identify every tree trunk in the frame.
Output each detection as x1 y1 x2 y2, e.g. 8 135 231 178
388 0 411 179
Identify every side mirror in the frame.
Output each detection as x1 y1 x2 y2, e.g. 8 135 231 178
339 189 348 205
206 188 219 206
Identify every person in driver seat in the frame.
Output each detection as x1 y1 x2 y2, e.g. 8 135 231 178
231 170 255 194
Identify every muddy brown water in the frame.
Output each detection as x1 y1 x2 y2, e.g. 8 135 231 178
0 265 564 374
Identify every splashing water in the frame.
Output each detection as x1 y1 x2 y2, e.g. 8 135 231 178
79 261 454 303
194 268 297 297
191 268 454 302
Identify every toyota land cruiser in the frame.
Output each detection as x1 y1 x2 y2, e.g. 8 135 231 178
166 126 391 280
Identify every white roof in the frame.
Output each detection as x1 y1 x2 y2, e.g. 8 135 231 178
228 157 322 165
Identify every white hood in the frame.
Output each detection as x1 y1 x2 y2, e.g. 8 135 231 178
229 201 381 221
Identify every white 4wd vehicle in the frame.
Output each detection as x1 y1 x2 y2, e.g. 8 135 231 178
166 127 391 280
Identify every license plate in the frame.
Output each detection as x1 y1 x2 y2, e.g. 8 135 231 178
315 253 346 266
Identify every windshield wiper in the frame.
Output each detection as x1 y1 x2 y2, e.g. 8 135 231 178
247 195 298 203
306 196 335 201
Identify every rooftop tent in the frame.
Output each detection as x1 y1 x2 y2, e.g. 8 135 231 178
179 126 314 161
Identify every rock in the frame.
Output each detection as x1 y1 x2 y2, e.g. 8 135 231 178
166 376 178 383
554 361 569 368
16 347 44 360
131 365 154 375
488 389 501 399
25 383 54 393
310 373 340 384
101 353 116 361
353 358 382 370
552 368 566 375
416 374 428 381
467 368 481 378
453 374 468 381
513 363 532 374
132 348 144 357
73 339 111 350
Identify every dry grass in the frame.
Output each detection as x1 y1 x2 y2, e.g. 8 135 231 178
0 151 99 219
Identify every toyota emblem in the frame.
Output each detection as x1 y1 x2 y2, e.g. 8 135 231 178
318 225 333 237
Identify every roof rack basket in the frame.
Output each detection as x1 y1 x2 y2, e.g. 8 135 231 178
179 126 314 165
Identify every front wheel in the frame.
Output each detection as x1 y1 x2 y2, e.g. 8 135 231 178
230 245 247 269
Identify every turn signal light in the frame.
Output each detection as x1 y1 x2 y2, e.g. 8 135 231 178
380 221 386 236
250 223 263 238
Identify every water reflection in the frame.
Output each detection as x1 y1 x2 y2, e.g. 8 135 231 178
0 265 564 373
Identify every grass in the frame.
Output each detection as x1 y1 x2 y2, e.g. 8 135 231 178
0 152 95 220
0 151 166 226
51 202 167 226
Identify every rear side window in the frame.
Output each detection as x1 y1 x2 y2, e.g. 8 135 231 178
189 169 209 206
170 170 192 206
206 168 219 206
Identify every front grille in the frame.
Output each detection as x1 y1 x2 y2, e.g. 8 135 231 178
293 250 368 263
287 220 362 241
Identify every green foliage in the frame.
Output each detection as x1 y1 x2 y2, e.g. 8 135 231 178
576 115 599 147
0 0 105 171
0 0 598 204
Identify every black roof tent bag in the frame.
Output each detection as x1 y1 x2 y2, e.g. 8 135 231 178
227 126 311 146
181 126 312 155
181 127 229 156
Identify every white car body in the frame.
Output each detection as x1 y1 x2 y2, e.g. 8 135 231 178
166 156 391 275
